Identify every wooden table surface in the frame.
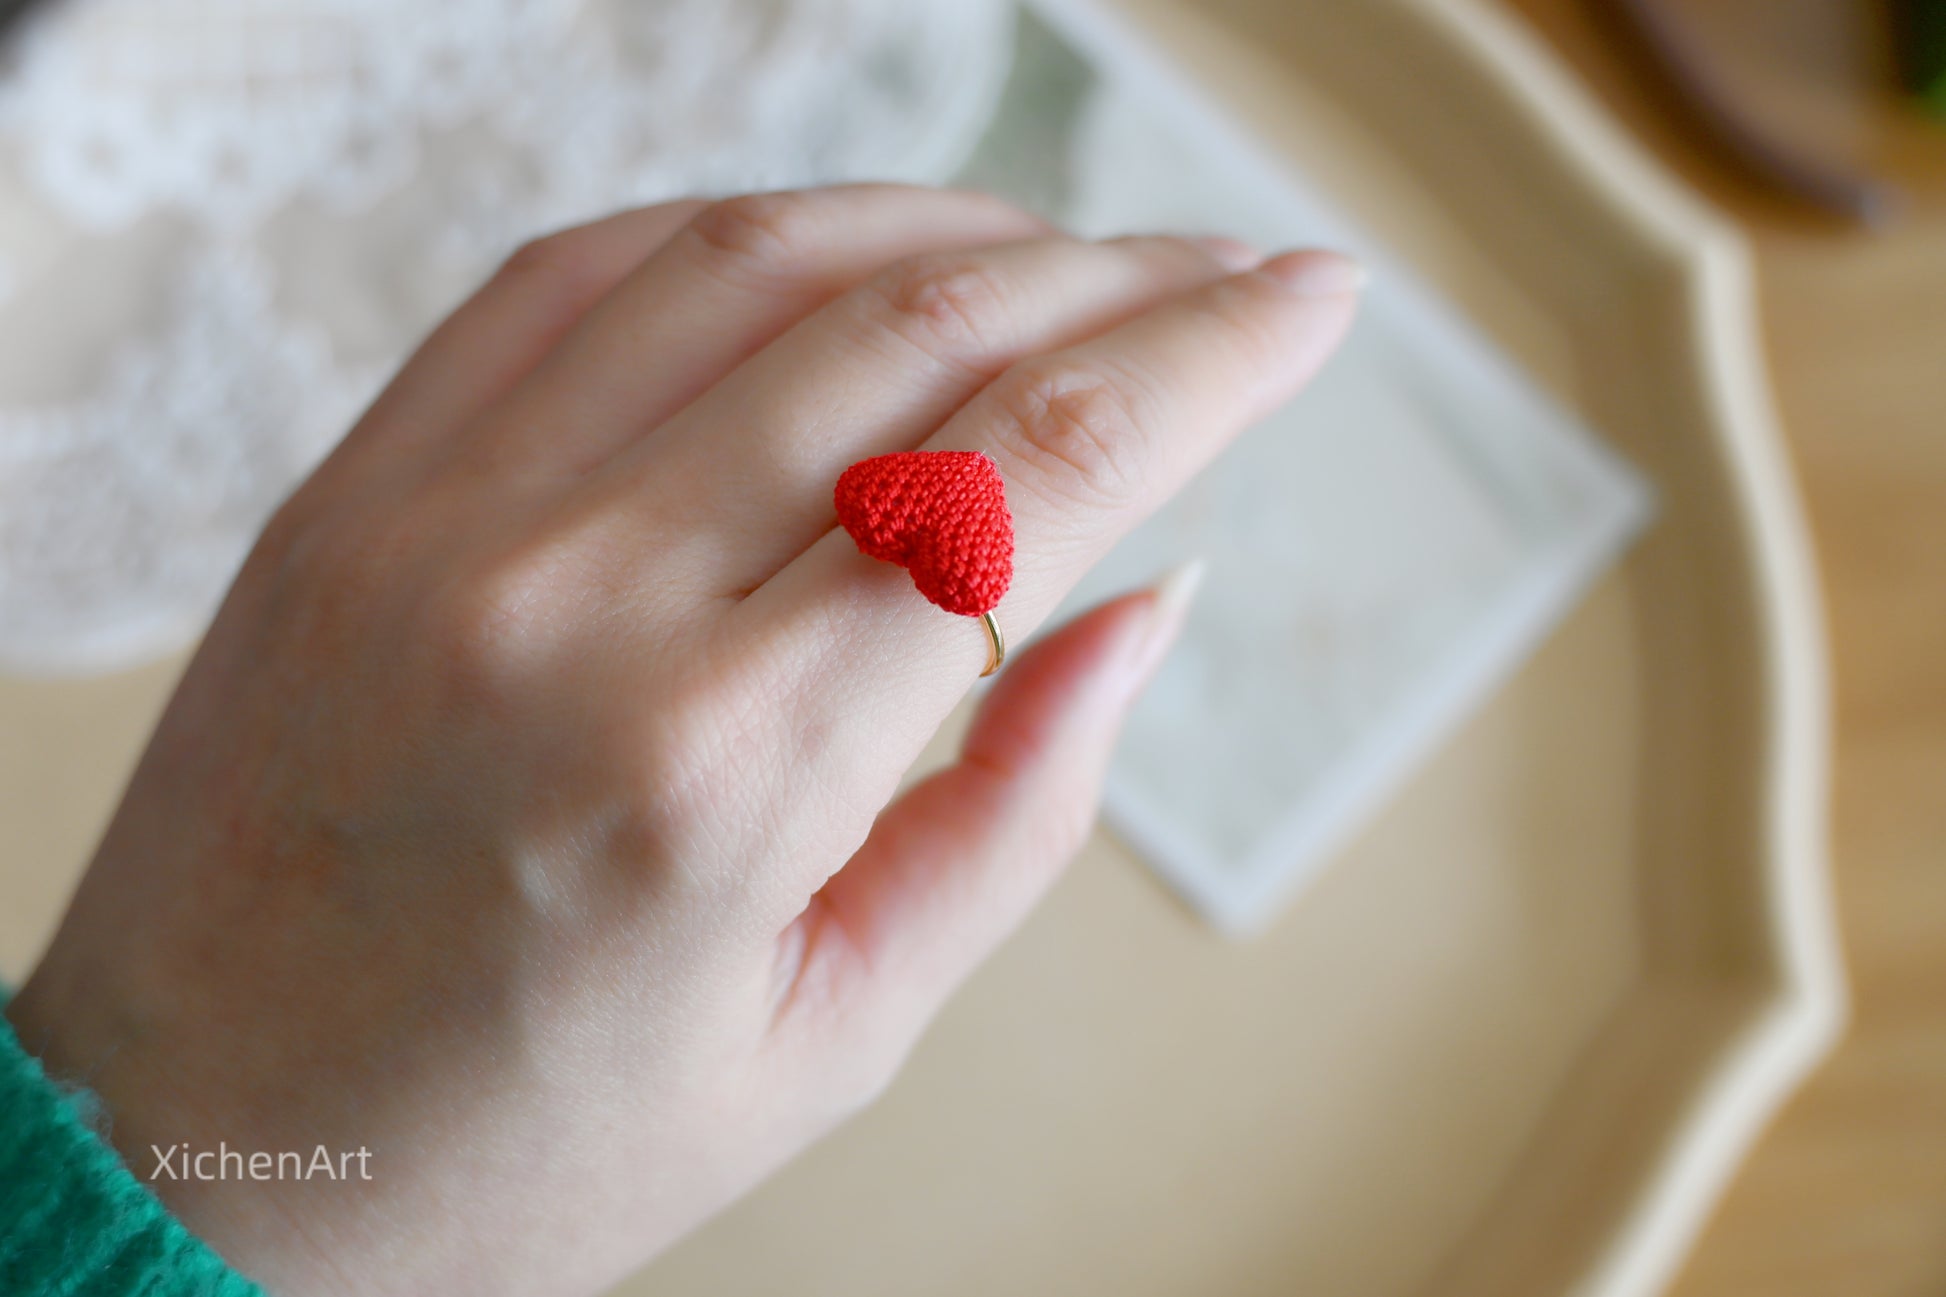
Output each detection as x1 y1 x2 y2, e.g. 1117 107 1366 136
1478 2 1946 1292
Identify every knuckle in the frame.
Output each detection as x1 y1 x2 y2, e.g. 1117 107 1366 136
602 737 708 888
497 227 608 299
1190 274 1294 367
868 254 1012 356
636 689 729 813
685 191 822 278
418 540 583 682
418 575 524 681
991 360 1151 508
602 671 792 905
1107 231 1225 275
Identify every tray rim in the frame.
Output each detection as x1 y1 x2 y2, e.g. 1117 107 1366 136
1094 0 1847 1291
1383 3 1844 1292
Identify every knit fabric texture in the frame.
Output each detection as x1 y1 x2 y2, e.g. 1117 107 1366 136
834 451 1014 616
0 1006 264 1297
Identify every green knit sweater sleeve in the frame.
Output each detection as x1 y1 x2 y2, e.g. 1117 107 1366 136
0 1010 265 1297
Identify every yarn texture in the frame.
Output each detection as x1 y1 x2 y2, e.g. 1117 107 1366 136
0 1004 264 1295
835 451 1014 617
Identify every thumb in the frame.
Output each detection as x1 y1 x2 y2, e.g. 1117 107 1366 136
779 560 1204 1049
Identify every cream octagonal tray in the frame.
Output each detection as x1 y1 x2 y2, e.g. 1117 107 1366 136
0 1 1843 1295
634 1 1844 1295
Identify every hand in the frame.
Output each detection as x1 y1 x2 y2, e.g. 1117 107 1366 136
5 185 1358 1296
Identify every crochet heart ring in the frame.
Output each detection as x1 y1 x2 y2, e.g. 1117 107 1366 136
834 450 1015 676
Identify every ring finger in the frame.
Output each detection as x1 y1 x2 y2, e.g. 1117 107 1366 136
746 249 1364 819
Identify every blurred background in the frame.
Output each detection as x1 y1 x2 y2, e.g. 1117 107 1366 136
1496 4 1946 1294
0 1 1940 1295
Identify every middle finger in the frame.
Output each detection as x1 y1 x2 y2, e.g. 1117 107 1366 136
595 232 1255 596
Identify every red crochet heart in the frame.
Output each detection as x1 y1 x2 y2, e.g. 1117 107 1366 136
834 451 1014 617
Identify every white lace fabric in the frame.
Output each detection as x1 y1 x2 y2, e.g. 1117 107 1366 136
0 0 1012 673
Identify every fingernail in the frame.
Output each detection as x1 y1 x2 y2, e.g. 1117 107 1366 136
1189 235 1263 273
1118 558 1205 702
1258 250 1366 296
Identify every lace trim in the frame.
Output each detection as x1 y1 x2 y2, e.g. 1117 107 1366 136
0 0 1011 672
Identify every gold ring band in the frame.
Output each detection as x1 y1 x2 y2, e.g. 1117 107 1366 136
979 611 1006 678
